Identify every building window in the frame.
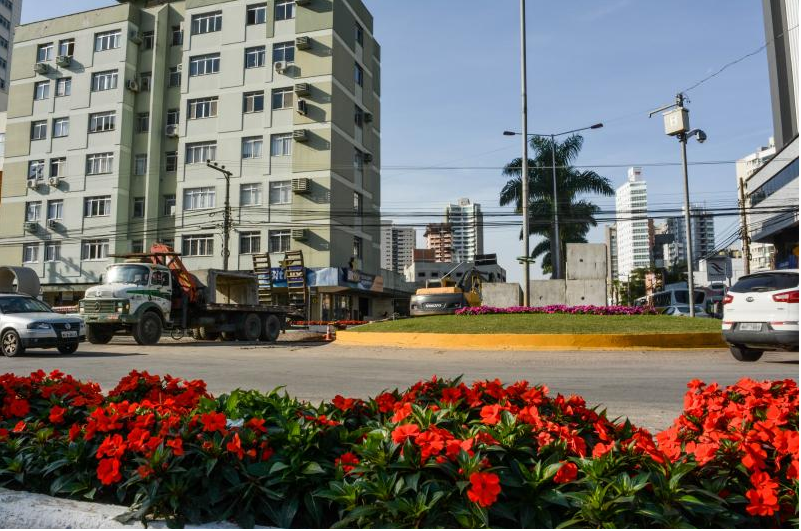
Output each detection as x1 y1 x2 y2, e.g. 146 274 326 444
353 236 363 259
165 151 178 172
58 39 75 57
89 111 116 132
268 230 290 253
0 37 7 50
272 42 295 63
82 239 109 260
25 201 41 221
353 192 363 215
55 77 71 97
271 87 293 109
53 117 69 138
247 4 267 25
0 15 8 31
183 235 214 256
136 112 150 133
189 53 220 76
86 153 114 175
355 23 364 46
45 242 61 262
0 58 6 70
269 181 291 204
166 109 180 126
188 97 218 119
270 134 292 156
245 46 266 69
31 120 47 140
354 105 364 127
95 30 121 52
354 62 364 86
28 160 45 180
168 66 181 87
37 43 54 62
172 26 183 46
140 72 152 91
84 196 111 217
50 158 66 178
134 154 148 176
91 70 118 91
240 232 261 254
142 31 154 50
34 81 49 100
163 194 176 216
131 240 144 254
22 244 39 264
275 0 295 21
133 197 145 218
47 199 63 220
240 183 262 206
185 142 216 164
242 137 263 159
183 187 216 210
191 11 222 35
243 91 264 113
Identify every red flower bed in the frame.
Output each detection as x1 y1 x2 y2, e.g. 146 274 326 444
0 371 797 528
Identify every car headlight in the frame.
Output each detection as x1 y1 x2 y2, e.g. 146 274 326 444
27 322 52 330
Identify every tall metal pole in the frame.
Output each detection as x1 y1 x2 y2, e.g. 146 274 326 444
551 134 561 279
519 0 531 306
679 131 696 317
738 177 751 275
206 160 233 271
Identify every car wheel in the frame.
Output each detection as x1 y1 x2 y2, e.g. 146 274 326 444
260 314 282 342
1 329 24 357
133 312 163 345
86 324 114 344
730 345 763 362
57 343 79 355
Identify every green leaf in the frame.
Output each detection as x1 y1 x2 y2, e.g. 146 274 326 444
302 462 325 475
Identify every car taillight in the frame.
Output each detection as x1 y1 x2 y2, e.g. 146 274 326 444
723 294 733 305
772 290 799 303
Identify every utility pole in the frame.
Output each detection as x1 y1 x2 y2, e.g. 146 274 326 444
206 160 233 271
550 134 561 279
738 177 751 275
519 0 531 306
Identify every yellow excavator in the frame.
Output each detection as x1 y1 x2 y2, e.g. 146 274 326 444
409 264 485 317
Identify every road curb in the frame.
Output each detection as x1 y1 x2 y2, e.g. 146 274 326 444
335 331 727 350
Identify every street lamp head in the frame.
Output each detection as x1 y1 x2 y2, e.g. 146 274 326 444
503 131 518 136
695 130 707 144
590 123 604 130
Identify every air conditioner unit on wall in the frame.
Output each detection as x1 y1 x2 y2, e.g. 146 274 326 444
27 179 39 189
291 228 308 240
296 99 308 116
274 61 288 74
364 112 373 123
165 125 179 138
293 129 308 142
295 0 311 5
126 79 140 92
56 55 71 67
291 178 311 194
24 222 38 232
47 219 58 230
129 30 142 44
48 176 60 187
363 153 373 163
34 63 48 75
295 36 311 50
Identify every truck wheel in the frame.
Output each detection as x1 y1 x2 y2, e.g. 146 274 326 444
221 331 236 342
197 327 220 341
1 329 25 357
86 325 114 345
730 345 763 362
237 313 262 342
261 314 282 342
133 312 162 345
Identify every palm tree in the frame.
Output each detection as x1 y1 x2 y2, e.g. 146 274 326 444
500 134 614 277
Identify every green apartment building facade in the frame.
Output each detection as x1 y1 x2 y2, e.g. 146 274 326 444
0 0 382 316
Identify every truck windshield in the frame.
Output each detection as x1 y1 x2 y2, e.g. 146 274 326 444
106 265 151 286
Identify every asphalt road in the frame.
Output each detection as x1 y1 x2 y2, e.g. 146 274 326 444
1 337 797 433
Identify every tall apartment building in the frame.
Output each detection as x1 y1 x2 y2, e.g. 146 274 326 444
664 205 716 268
424 222 453 263
0 0 382 314
736 139 777 272
379 221 414 274
604 224 618 302
651 221 674 269
446 198 483 263
614 167 650 280
0 0 22 111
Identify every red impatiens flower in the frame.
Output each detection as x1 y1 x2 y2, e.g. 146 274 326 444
0 428 8 440
332 395 357 412
246 418 267 433
391 403 413 423
441 387 462 404
335 452 360 473
200 412 227 432
745 474 780 516
96 433 127 459
480 404 503 425
391 423 420 444
226 432 244 459
12 421 25 433
137 464 154 479
67 424 81 442
167 438 184 456
375 392 397 413
416 430 445 460
553 462 578 484
466 471 501 507
96 458 122 485
48 405 67 424
8 399 29 418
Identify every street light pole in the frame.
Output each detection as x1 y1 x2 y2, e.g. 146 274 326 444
206 160 233 271
678 127 696 317
519 0 531 306
550 134 560 279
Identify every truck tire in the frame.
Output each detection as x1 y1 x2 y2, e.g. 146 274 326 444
221 331 236 342
1 329 25 357
261 314 281 342
86 324 114 345
133 312 163 345
729 345 763 362
197 327 220 341
237 313 262 342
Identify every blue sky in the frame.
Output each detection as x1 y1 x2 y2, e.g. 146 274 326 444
25 1 775 281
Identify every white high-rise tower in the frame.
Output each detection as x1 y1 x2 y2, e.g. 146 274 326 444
615 167 650 280
446 198 483 263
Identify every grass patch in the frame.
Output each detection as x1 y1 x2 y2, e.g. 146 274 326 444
354 314 722 335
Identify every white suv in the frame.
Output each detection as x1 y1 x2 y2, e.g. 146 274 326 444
722 269 799 361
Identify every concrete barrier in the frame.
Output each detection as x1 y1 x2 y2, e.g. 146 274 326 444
481 283 522 308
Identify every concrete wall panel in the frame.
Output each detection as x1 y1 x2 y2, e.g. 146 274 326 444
482 283 522 308
566 243 607 280
566 279 607 307
530 280 566 306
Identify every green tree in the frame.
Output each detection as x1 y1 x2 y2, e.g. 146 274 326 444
500 135 614 277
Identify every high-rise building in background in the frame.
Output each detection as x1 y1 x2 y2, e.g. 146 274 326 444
604 224 619 302
446 198 483 263
614 167 650 280
0 0 22 111
0 0 386 318
736 138 778 272
424 223 453 263
651 221 674 269
380 221 414 274
664 205 716 268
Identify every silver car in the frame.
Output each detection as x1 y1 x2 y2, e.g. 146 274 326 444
0 294 86 357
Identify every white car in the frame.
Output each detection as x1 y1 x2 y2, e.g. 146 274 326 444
662 305 710 317
722 269 799 362
0 294 86 357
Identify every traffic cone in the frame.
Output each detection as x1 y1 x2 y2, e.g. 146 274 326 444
324 325 335 342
